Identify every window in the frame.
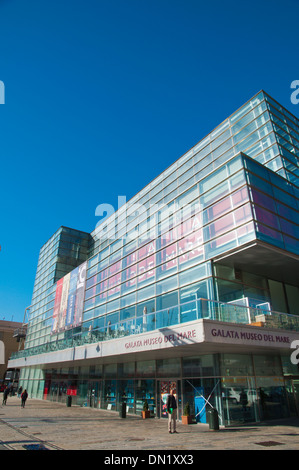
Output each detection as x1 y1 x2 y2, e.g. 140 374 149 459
268 280 287 313
157 358 181 377
156 291 178 311
220 354 253 376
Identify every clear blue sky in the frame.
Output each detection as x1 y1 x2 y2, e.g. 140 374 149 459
0 0 298 323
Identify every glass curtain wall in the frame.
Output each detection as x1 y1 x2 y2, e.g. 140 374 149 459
20 91 299 405
25 228 90 350
214 264 299 316
19 353 293 425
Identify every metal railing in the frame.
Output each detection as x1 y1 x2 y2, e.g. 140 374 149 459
10 298 299 360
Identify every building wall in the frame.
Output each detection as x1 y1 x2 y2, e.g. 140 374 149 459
24 91 299 356
0 321 23 384
9 90 299 424
18 350 299 426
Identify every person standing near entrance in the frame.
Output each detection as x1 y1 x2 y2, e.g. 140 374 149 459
21 389 28 408
166 388 178 434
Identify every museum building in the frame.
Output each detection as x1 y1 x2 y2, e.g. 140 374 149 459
8 91 299 426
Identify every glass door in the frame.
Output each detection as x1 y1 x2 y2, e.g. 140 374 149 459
221 377 259 425
88 381 100 408
293 380 299 416
58 381 68 403
118 380 135 414
103 380 117 410
136 379 155 416
159 380 178 418
50 381 58 401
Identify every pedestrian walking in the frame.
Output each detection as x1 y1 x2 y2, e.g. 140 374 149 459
21 389 28 408
166 388 178 434
2 387 9 405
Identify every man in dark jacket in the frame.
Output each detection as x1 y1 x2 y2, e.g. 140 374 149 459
2 387 9 405
166 389 178 433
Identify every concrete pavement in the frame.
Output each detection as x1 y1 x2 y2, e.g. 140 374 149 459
0 396 299 451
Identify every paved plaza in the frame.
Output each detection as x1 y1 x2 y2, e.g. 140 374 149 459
0 396 299 451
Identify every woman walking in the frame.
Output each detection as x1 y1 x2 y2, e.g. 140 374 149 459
21 389 28 408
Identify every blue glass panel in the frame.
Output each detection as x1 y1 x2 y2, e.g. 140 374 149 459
255 222 284 249
276 202 299 221
280 218 299 239
283 235 299 255
180 301 198 323
243 157 270 181
250 188 276 213
272 186 297 208
253 205 280 230
246 172 273 196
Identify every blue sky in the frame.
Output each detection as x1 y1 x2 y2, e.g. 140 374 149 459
0 0 298 323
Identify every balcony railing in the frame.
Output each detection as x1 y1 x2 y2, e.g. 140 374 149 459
10 298 299 360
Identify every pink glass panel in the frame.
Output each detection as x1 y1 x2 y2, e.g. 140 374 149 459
138 254 155 282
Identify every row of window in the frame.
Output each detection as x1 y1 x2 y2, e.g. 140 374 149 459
26 93 299 348
100 92 266 222
27 161 299 344
20 352 290 381
88 91 298 262
93 116 272 245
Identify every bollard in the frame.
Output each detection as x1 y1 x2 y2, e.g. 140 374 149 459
67 395 72 407
119 402 126 418
207 408 219 431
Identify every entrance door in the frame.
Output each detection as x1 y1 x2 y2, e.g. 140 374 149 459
58 381 67 403
293 380 299 416
159 381 177 418
88 381 100 408
50 381 58 401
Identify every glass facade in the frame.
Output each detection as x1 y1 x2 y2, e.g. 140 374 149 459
25 227 90 349
12 91 299 426
20 353 295 426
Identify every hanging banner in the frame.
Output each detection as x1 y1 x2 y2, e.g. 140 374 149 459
52 278 64 334
65 267 79 329
73 261 87 328
51 261 87 334
58 273 70 331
